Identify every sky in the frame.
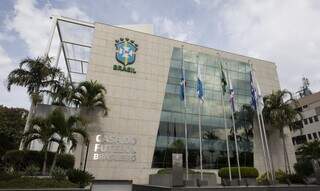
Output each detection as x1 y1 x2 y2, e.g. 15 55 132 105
1 0 320 109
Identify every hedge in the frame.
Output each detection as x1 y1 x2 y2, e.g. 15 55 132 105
218 167 259 178
2 150 75 171
0 177 77 188
157 168 215 175
294 160 314 177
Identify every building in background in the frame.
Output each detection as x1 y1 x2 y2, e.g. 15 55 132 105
33 16 296 184
291 91 320 156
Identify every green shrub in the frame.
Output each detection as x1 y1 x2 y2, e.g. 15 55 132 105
218 167 259 178
258 169 287 184
2 150 25 171
0 170 20 181
51 167 66 181
0 177 77 188
3 150 74 171
275 169 287 183
287 174 304 184
56 154 75 170
294 160 314 177
67 169 94 188
257 172 271 185
24 165 40 176
257 169 304 185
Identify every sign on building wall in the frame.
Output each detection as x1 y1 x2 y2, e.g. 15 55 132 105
113 38 137 73
93 134 137 161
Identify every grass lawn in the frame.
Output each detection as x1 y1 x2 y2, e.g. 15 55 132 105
0 177 78 188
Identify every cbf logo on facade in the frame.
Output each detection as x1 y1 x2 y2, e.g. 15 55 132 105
113 38 137 73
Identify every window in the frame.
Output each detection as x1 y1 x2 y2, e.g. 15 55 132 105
293 135 307 145
315 115 319 122
313 133 318 139
309 117 314 123
292 137 296 145
304 119 308 125
308 134 312 140
290 120 303 131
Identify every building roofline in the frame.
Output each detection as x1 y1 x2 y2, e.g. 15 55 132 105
94 21 276 66
297 91 320 106
52 15 276 66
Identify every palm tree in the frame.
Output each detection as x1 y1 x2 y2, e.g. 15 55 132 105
234 104 254 141
203 131 219 140
171 139 185 154
296 140 320 160
262 90 302 173
72 80 108 116
71 80 108 170
23 116 56 175
7 56 63 150
49 77 73 106
48 108 88 175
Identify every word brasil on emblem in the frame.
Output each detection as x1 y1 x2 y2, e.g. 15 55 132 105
113 37 138 74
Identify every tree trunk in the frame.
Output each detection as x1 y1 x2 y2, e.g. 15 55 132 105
42 147 48 175
280 128 291 174
50 145 60 175
19 101 36 150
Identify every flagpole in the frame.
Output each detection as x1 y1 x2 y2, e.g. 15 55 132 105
197 55 204 181
250 63 270 181
260 111 275 182
181 45 189 180
252 68 275 182
226 65 242 181
218 53 232 182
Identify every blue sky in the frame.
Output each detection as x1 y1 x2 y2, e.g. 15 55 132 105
1 0 320 109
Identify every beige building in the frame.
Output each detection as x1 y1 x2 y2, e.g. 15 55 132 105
291 92 320 154
33 17 296 184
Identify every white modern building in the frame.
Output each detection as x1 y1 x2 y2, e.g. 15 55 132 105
32 16 296 184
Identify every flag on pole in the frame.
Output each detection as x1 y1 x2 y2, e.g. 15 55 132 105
220 63 227 95
228 76 236 112
180 68 186 102
196 64 204 102
250 71 257 110
256 79 264 112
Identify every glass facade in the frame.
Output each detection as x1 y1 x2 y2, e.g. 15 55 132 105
152 47 253 169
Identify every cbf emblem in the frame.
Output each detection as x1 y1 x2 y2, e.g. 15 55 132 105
113 38 137 73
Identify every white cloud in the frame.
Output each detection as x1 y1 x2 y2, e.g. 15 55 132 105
153 17 197 42
131 10 140 22
217 0 320 92
6 0 91 56
0 46 11 66
0 33 15 42
0 0 92 109
0 45 29 109
193 0 201 5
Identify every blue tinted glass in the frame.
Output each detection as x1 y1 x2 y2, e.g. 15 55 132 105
152 47 253 169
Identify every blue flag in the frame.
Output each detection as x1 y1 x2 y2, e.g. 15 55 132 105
180 69 186 101
250 71 257 110
196 65 204 102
